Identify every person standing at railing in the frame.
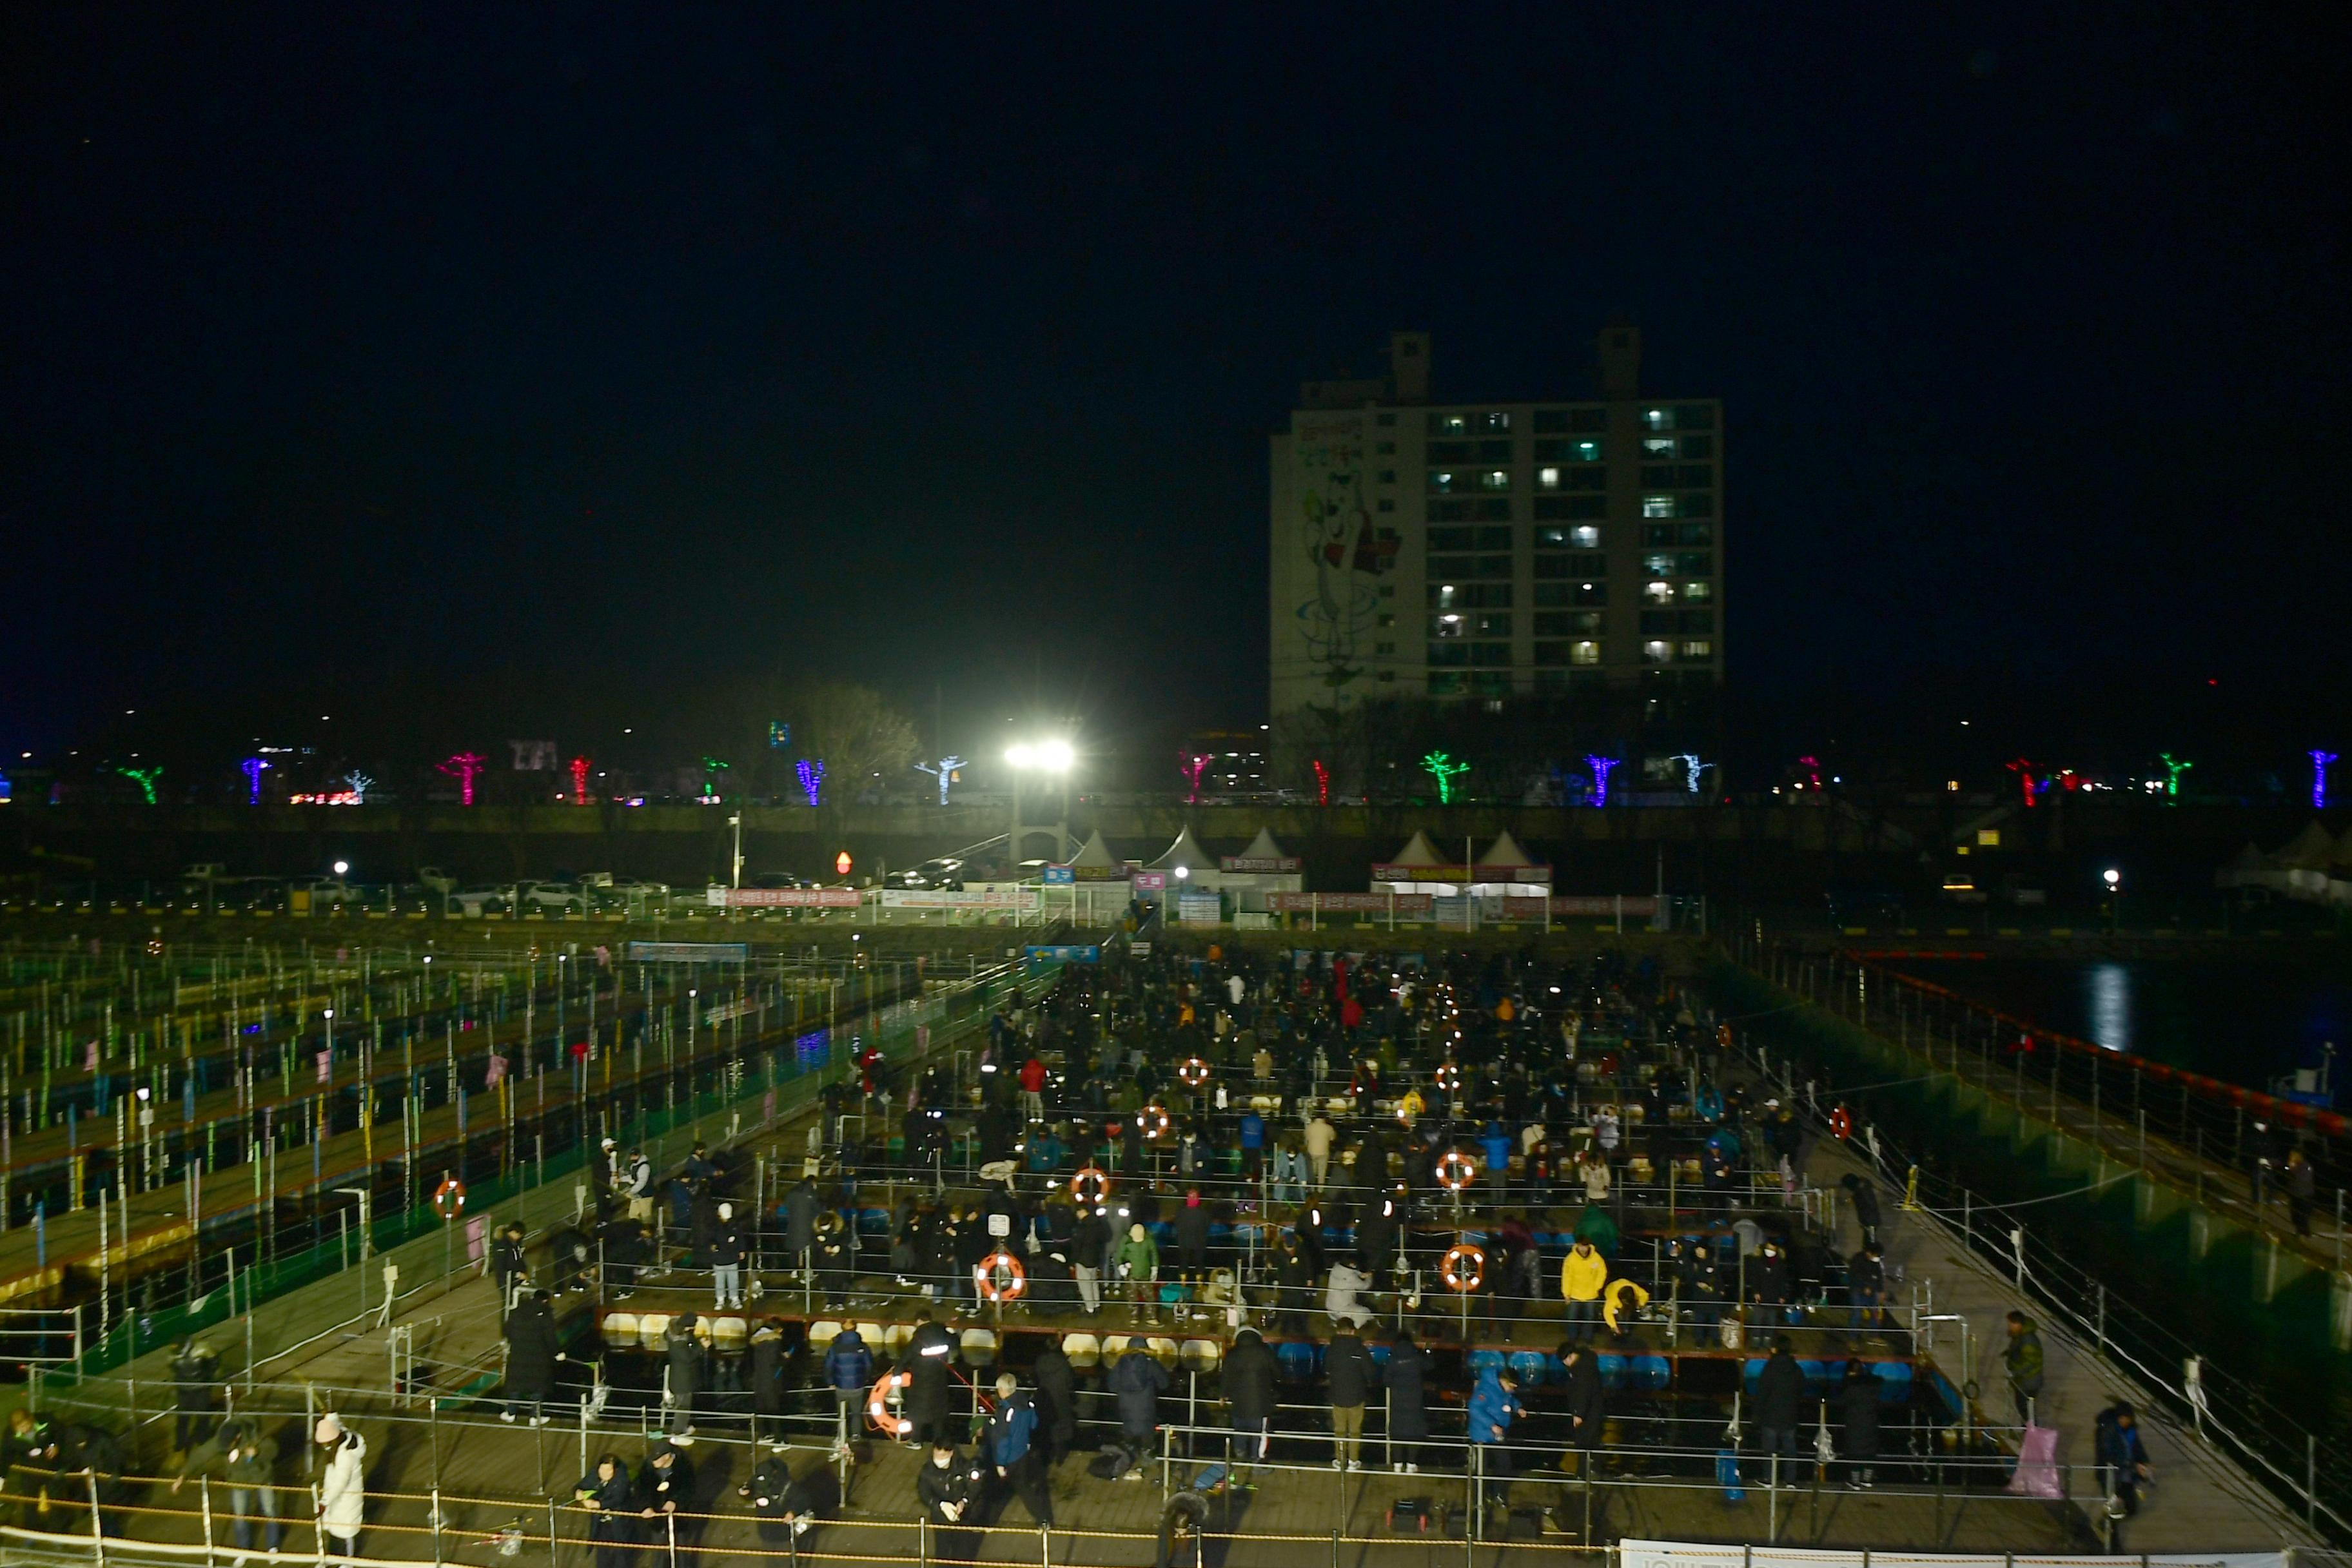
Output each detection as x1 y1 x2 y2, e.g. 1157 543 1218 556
2284 1147 2316 1238
1846 1243 1888 1334
1748 1239 1792 1329
1224 1327 1278 1476
1839 1362 1881 1489
1305 1113 1336 1188
312 1413 367 1566
2003 1311 2046 1424
1325 1322 1375 1471
172 1414 282 1554
710 1202 749 1311
1562 1237 1608 1344
502 1288 560 1426
663 1314 707 1444
2093 1400 2153 1529
572 1453 638 1568
490 1222 529 1313
1753 1341 1806 1465
1467 1364 1523 1525
1841 1174 1883 1250
1560 1344 1607 1471
167 1335 222 1456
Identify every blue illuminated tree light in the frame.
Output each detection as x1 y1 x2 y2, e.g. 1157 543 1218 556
796 759 825 807
1585 755 1620 808
240 756 271 805
2314 750 2339 810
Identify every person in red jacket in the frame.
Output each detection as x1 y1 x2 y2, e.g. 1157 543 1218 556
1019 1057 1047 1122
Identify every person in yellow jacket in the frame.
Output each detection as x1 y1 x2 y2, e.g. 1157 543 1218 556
1602 1278 1651 1339
1396 1086 1427 1128
1560 1238 1607 1343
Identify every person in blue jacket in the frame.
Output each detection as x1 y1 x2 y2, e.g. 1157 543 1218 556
821 1329 873 1440
2094 1402 2153 1522
1467 1365 1523 1510
984 1374 1054 1525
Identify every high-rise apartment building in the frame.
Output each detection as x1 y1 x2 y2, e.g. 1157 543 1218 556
1268 328 1721 716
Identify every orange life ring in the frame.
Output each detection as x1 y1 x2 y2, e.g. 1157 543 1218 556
1178 1057 1211 1089
1138 1105 1171 1141
1433 1063 1462 1094
1435 1150 1478 1192
1070 1166 1112 1208
866 1369 914 1437
1829 1106 1854 1141
1442 1243 1485 1292
975 1250 1028 1302
432 1175 467 1220
1715 1023 1733 1050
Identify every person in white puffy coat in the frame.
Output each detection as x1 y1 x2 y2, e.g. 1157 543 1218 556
313 1413 368 1562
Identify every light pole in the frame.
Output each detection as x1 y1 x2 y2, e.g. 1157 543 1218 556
1004 738 1075 867
729 814 744 890
1173 863 1189 923
2102 867 2121 932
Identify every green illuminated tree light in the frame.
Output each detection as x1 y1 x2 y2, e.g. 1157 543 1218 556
1421 750 1470 805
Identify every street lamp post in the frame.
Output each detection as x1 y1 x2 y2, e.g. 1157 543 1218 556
729 814 744 890
1004 740 1075 867
2103 867 2121 932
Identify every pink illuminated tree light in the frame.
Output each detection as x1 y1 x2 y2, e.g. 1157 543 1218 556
438 752 486 807
568 756 593 805
1180 752 1213 805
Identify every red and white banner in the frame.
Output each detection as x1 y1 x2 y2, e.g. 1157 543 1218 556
707 887 859 908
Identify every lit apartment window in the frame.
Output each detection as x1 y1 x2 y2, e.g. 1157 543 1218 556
1431 614 1462 638
1680 640 1713 661
1645 409 1671 431
1643 437 1676 457
1643 495 1674 518
1428 470 1458 493
1432 414 1469 436
1643 553 1674 576
1482 411 1511 433
1681 580 1712 603
1644 639 1672 663
1479 469 1510 491
1573 439 1602 462
1645 580 1674 604
1572 525 1600 549
1537 466 1560 490
1573 640 1601 665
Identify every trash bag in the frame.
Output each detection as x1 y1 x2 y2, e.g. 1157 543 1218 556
2005 1424 2064 1500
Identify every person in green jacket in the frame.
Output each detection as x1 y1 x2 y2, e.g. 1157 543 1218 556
2003 1311 2045 1423
1116 1222 1160 1315
1573 1203 1620 1260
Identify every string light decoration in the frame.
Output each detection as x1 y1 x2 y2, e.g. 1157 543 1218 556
567 757 592 805
701 756 731 800
912 756 966 805
1180 752 1213 805
240 756 271 805
1310 759 1331 807
1673 753 1712 794
1796 754 1823 792
437 752 485 807
796 759 824 807
2159 752 2193 800
2313 750 2338 810
116 767 162 805
767 721 791 749
1420 751 1470 804
1584 755 1619 808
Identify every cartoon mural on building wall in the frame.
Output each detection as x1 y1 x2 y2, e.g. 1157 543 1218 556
1293 414 1396 702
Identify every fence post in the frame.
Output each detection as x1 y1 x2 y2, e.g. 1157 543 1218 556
200 1475 215 1566
88 1467 106 1565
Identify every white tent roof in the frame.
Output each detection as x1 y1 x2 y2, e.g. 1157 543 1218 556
1476 830 1543 869
1386 830 1450 867
2222 841 2271 872
2272 821 2337 870
1236 827 1290 862
1064 829 1123 869
1146 825 1216 872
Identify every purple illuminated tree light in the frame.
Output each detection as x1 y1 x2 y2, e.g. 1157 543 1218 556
437 752 485 807
240 756 271 805
1585 755 1619 807
2314 750 2339 810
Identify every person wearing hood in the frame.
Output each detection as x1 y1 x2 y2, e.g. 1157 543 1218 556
1839 1360 1881 1489
709 1202 749 1311
1602 1279 1651 1341
503 1287 562 1426
1223 1328 1278 1475
1326 1258 1374 1328
1561 1237 1608 1343
821 1327 874 1441
1108 1342 1171 1456
313 1413 368 1564
2094 1401 2153 1522
1748 1239 1792 1329
573 1453 638 1568
1383 1329 1429 1473
984 1374 1054 1525
1072 1204 1110 1314
1846 1242 1886 1333
1560 1344 1606 1463
663 1314 707 1443
1355 1194 1401 1289
1173 1190 1212 1275
1753 1341 1807 1463
1841 1174 1883 1250
1324 1322 1376 1471
1032 1339 1079 1464
748 1318 789 1453
2003 1311 2045 1424
491 1221 529 1310
916 1439 976 1525
901 1311 959 1448
172 1415 281 1554
167 1336 222 1455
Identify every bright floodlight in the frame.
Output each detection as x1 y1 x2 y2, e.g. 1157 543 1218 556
1039 739 1075 771
1174 865 1190 879
1005 743 1034 769
2103 868 2121 887
333 860 349 876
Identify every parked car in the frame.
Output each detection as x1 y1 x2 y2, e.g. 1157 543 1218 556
517 881 590 914
416 866 458 895
449 886 513 917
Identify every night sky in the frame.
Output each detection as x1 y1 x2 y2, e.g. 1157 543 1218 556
6 6 2349 760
